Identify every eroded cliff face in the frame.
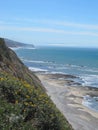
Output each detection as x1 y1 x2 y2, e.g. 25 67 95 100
0 38 42 88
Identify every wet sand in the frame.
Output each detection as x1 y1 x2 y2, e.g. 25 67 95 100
36 73 98 130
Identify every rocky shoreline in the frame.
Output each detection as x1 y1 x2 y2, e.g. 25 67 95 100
36 72 98 130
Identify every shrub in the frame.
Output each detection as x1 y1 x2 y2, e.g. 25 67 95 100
0 72 73 130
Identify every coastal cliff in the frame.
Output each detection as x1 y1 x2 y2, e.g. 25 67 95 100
4 38 34 48
0 38 73 130
0 38 41 88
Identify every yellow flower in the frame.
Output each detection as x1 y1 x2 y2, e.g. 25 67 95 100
15 100 18 104
31 104 36 107
29 102 32 105
26 95 30 98
24 102 28 106
0 77 4 81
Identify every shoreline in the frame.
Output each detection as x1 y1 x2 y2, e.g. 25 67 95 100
36 72 98 130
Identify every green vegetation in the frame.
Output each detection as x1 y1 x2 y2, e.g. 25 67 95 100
0 38 42 87
0 71 73 130
0 38 73 129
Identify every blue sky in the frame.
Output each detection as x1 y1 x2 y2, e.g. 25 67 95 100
0 0 98 47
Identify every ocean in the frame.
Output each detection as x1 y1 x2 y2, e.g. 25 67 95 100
14 46 98 111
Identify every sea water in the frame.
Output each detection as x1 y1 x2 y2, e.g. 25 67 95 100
14 46 98 111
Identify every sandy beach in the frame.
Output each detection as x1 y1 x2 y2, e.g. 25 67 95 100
36 73 98 130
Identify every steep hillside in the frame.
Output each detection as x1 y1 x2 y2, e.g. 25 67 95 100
0 38 73 130
4 38 34 48
0 38 41 88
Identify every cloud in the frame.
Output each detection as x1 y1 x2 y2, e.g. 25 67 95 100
1 18 98 31
53 21 98 30
0 25 98 37
12 18 98 30
0 26 64 33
